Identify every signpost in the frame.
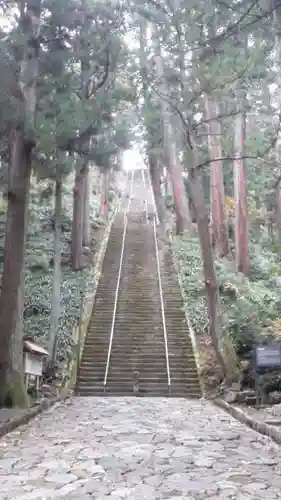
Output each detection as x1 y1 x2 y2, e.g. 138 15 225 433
253 344 281 406
255 344 281 370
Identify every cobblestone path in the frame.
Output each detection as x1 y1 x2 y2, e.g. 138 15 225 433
1 397 281 499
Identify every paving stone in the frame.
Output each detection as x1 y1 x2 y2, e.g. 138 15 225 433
75 461 105 476
1 397 281 499
37 459 71 471
80 478 111 495
11 487 61 499
44 472 78 485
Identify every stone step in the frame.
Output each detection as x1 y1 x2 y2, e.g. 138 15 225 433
79 359 195 369
77 376 201 388
76 392 202 398
76 387 202 398
78 369 199 379
80 370 198 378
80 354 197 365
80 355 196 364
85 334 193 342
84 333 192 341
107 348 195 356
78 378 201 390
84 333 194 343
79 364 198 374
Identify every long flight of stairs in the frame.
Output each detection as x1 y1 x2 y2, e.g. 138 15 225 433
76 210 201 397
105 214 168 395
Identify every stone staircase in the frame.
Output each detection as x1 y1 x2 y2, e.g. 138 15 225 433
76 211 201 398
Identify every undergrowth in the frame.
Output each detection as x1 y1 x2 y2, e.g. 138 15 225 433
173 235 281 359
0 179 112 362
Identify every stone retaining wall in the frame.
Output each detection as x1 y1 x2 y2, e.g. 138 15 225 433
214 398 281 446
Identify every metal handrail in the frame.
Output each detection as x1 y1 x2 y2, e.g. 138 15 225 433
153 216 171 387
103 171 133 386
143 168 170 387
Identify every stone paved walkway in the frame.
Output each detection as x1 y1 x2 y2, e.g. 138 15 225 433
1 397 281 499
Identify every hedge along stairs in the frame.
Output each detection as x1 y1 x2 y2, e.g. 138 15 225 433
76 180 201 398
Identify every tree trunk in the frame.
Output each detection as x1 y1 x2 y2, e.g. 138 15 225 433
233 93 250 275
204 95 228 256
82 163 91 247
152 27 192 235
49 179 62 364
0 129 32 407
71 159 85 270
276 180 281 241
273 8 281 241
164 167 170 205
0 0 41 407
99 168 109 219
166 121 191 235
149 155 165 223
188 164 227 379
187 135 227 378
139 20 166 226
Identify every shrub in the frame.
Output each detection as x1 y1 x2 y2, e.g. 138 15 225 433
174 235 281 358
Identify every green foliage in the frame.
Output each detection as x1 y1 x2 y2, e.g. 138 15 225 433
0 0 134 183
174 236 281 358
20 181 111 362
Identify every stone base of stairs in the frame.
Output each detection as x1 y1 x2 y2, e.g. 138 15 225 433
76 391 202 398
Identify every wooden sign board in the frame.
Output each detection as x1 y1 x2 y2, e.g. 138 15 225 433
255 344 281 370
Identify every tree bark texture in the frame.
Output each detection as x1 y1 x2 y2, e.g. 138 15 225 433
152 28 192 234
0 129 32 407
72 159 86 270
139 20 166 226
204 95 228 256
0 0 41 407
82 163 91 247
275 180 281 240
99 168 109 219
187 135 227 378
188 164 227 379
149 155 165 223
233 94 250 275
273 8 281 240
49 179 62 363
